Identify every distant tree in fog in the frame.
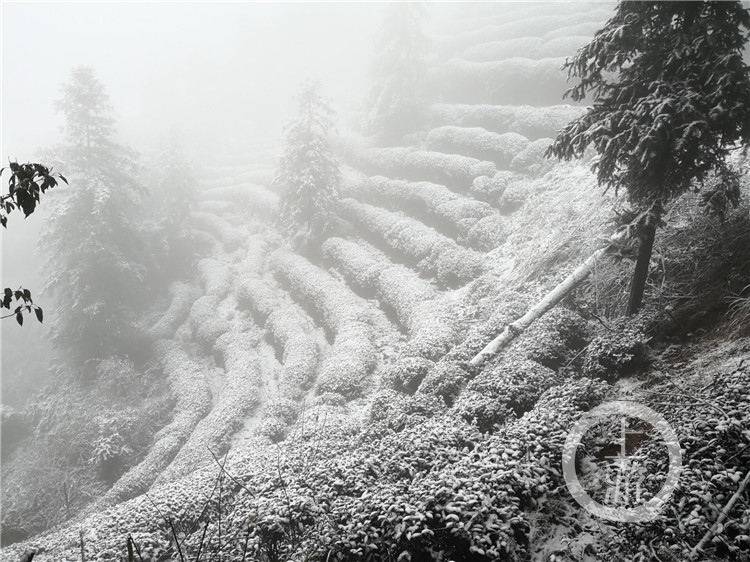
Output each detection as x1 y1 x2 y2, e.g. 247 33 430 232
367 1 429 141
547 1 750 315
41 66 151 371
275 81 341 252
149 132 198 278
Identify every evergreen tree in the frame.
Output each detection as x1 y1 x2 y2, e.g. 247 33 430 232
367 2 429 141
547 1 750 314
275 81 341 252
41 66 151 370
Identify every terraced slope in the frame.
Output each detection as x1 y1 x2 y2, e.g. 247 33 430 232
8 4 750 562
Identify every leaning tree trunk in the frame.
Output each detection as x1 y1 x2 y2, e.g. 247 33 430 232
471 240 619 367
626 220 657 315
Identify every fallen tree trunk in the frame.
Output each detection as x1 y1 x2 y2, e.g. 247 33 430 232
471 233 625 367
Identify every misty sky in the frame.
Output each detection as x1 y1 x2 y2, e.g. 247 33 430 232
1 1 397 291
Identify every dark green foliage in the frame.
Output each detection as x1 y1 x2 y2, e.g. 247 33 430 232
275 81 341 251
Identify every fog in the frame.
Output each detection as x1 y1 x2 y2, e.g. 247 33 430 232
1 2 395 335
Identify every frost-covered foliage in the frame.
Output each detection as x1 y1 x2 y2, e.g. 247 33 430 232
426 127 530 168
436 8 612 56
369 389 445 430
275 81 341 250
323 237 460 360
428 103 587 140
190 211 245 252
367 2 429 140
198 184 279 218
197 258 233 298
454 359 557 432
347 146 496 192
147 282 200 340
270 249 377 401
188 295 230 349
196 199 235 215
340 199 484 287
156 331 262 484
91 341 211 509
470 171 527 207
343 175 497 247
236 273 319 402
435 57 568 106
380 356 435 393
41 67 151 370
582 319 650 382
509 138 554 176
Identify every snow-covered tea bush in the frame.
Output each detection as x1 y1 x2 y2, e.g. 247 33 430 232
197 258 233 298
188 295 230 349
147 282 200 340
582 319 650 382
190 211 246 252
426 126 530 168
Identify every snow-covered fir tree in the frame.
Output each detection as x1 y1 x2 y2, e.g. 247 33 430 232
41 66 151 372
275 81 341 252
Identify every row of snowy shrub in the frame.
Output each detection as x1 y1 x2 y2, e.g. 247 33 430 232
435 8 610 56
190 211 246 252
91 340 212 510
342 175 507 251
340 199 485 287
345 146 496 192
432 57 569 106
155 331 263 484
323 237 460 361
425 126 530 168
427 103 586 141
270 249 377 401
197 258 233 298
236 274 319 403
147 281 200 340
189 295 231 349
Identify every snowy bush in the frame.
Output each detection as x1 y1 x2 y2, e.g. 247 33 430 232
466 214 508 251
93 341 211 508
322 237 389 292
190 211 246 252
236 274 277 321
470 171 522 205
197 258 233 298
509 137 554 176
270 249 378 401
147 282 199 340
157 331 262 484
436 57 568 106
417 361 472 406
197 200 235 215
369 389 445 430
582 320 650 382
455 359 557 431
425 127 530 167
266 309 319 402
428 103 587 140
189 295 230 349
317 322 377 400
340 199 484 288
498 178 530 214
350 147 496 192
380 357 435 393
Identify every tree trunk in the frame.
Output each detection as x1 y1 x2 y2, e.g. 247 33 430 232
471 245 612 367
626 221 657 315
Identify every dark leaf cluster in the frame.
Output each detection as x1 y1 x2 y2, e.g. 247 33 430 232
0 161 67 228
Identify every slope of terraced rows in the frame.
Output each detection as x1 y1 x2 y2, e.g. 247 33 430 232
2 3 629 559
